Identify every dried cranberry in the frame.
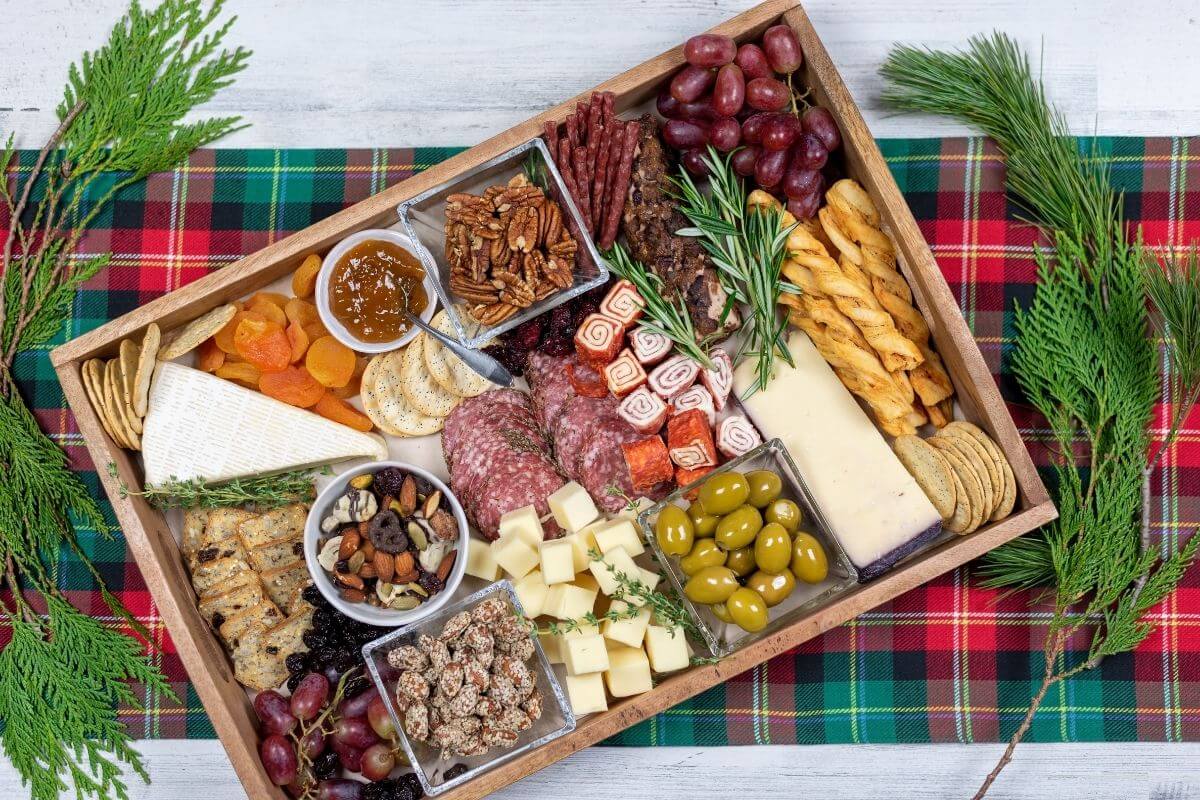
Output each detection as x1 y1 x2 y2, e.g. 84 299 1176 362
540 335 573 357
511 318 543 351
417 572 443 594
373 467 406 497
485 344 527 377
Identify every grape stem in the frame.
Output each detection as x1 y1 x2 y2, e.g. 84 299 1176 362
288 668 360 799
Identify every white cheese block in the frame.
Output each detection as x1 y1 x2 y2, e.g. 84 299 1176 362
644 625 690 673
588 547 639 596
604 645 653 697
563 524 602 573
564 634 609 675
491 536 539 580
547 583 597 620
513 570 550 618
572 573 600 595
464 537 501 581
538 630 565 664
733 332 942 579
592 519 645 558
602 600 651 648
548 481 599 532
498 505 544 548
142 362 387 486
565 672 608 715
539 539 576 585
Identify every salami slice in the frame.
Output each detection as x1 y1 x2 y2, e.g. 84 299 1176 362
578 416 643 511
471 455 566 539
450 414 547 501
553 394 619 481
442 388 532 463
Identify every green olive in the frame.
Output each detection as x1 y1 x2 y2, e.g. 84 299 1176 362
791 531 829 584
725 587 769 632
710 602 734 624
687 501 719 538
745 470 783 508
684 566 739 604
724 546 757 578
714 504 763 550
746 569 796 607
697 472 750 516
764 498 803 532
655 505 694 556
753 523 792 573
679 538 727 576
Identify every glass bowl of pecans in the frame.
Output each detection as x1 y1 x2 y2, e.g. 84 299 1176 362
397 136 609 350
304 461 468 626
362 580 575 795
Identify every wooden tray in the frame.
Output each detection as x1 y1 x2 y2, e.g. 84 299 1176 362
51 2 1057 797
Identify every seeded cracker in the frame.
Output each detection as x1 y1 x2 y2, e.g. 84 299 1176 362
930 439 985 533
360 355 408 437
400 333 461 417
104 358 139 450
132 322 160 417
81 358 120 443
892 435 957 521
944 421 1018 521
933 434 994 518
939 424 1002 513
118 338 142 432
374 350 443 436
159 303 237 361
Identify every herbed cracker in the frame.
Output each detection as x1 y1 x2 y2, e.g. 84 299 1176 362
159 303 237 361
133 322 160 417
932 434 994 519
944 421 1018 521
930 439 985 533
892 435 957 521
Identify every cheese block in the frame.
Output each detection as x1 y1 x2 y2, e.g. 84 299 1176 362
142 362 387 486
733 332 942 580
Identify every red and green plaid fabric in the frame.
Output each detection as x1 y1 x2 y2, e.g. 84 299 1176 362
3 138 1197 745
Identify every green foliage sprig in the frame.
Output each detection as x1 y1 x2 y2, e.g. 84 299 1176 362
587 547 698 636
0 3 248 799
882 33 1200 798
113 464 321 510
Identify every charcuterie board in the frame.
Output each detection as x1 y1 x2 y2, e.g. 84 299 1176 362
51 2 1056 798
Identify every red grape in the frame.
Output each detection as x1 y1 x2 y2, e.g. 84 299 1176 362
663 119 708 149
783 167 822 200
711 64 745 117
290 673 330 722
801 106 841 152
680 149 711 177
360 743 397 782
762 24 804 73
255 690 297 736
658 91 716 122
333 742 363 773
760 113 800 151
300 726 326 760
670 65 715 103
741 112 770 145
731 146 759 177
684 34 737 68
708 117 741 152
366 696 396 740
790 133 828 171
333 716 380 750
746 77 790 111
260 734 299 786
787 193 821 220
755 148 788 188
317 780 364 800
338 687 380 720
735 43 773 80
656 90 683 119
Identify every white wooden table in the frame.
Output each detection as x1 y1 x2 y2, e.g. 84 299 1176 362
3 1 1200 797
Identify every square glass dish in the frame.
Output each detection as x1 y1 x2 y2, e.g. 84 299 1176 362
639 439 859 659
397 136 609 349
361 580 575 796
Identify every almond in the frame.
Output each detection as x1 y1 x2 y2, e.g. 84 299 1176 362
399 476 417 516
394 569 419 585
341 588 367 603
393 551 415 577
338 530 361 560
335 572 364 591
374 550 395 583
436 549 458 582
359 563 378 580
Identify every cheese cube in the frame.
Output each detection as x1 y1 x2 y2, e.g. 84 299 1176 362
604 645 653 697
548 583 597 620
601 600 652 648
565 672 608 715
491 536 539 579
588 547 639 596
563 634 609 675
615 496 655 522
623 567 661 608
538 630 564 664
563 622 600 638
562 525 600 573
465 537 501 581
573 573 600 594
548 482 599 532
513 570 550 618
539 539 576 585
644 625 690 673
498 505 544 548
592 519 645 558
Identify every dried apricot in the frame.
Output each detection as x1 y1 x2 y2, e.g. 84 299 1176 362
259 365 326 408
248 296 287 327
216 361 262 389
196 337 225 372
305 336 356 387
214 310 267 354
303 320 331 343
287 321 310 363
312 394 373 432
291 254 322 299
331 356 368 398
285 298 320 328
250 291 289 309
234 317 291 373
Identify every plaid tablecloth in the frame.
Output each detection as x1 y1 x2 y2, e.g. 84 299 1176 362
7 138 1198 745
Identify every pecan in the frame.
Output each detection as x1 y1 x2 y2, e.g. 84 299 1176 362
534 280 557 301
523 250 545 288
489 235 513 271
482 184 506 206
537 201 563 246
543 255 574 290
493 184 544 214
448 276 500 305
469 302 518 326
548 236 578 259
506 206 538 253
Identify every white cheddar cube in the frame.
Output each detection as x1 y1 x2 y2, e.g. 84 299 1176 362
573 573 600 594
563 634 609 675
622 567 661 608
464 537 501 581
588 547 639 596
604 645 653 697
491 536 539 580
615 496 655 522
548 482 599 532
563 622 600 638
538 630 564 664
602 600 651 648
549 584 598 621
562 525 601 573
644 625 690 673
592 519 645 558
539 539 576 585
498 505 544 548
513 570 550 618
565 672 608 715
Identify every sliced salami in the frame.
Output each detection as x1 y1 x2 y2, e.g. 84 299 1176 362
442 388 532 464
578 416 643 512
552 394 619 481
450 415 547 500
472 455 566 539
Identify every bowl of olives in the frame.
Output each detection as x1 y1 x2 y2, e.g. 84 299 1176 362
638 438 858 658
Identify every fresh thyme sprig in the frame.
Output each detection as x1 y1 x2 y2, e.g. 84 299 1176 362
588 547 698 636
673 146 798 396
603 242 715 369
111 464 322 510
519 602 644 638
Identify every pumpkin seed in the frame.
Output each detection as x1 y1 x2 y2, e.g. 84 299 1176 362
403 581 429 598
408 521 429 551
389 595 421 611
348 550 366 574
349 473 373 489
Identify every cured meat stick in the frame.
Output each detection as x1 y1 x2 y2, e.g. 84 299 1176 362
544 120 559 166
565 107 580 152
557 138 581 210
599 120 638 250
599 118 624 236
572 146 593 233
585 93 603 192
591 119 612 231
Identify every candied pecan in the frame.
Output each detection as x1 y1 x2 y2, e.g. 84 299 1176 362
438 661 465 699
461 623 494 653
440 611 472 642
404 702 430 742
521 689 543 721
387 644 428 672
472 597 506 624
397 669 430 701
463 660 489 692
489 673 519 707
494 615 528 644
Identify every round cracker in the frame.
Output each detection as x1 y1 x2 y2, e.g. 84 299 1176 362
82 358 120 442
930 439 984 533
430 308 493 398
159 304 237 361
400 334 460 418
423 309 458 394
945 421 1017 521
133 322 161 417
115 342 143 435
103 358 139 450
933 434 994 519
940 425 1001 513
892 435 957 521
359 355 408 437
940 460 972 534
375 350 443 436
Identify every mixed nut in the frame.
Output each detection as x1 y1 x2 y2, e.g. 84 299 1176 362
317 467 460 611
385 595 543 760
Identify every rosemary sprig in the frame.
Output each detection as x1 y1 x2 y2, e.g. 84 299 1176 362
603 242 715 369
673 146 798 396
587 547 699 636
111 464 321 510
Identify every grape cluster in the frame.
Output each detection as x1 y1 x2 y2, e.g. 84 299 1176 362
658 25 843 218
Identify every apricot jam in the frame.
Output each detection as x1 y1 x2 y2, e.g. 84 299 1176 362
328 239 428 343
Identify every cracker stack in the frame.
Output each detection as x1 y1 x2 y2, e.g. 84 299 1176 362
80 322 162 451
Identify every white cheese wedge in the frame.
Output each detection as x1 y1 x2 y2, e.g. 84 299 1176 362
465 537 501 581
498 505 544 548
604 645 653 697
592 519 645 558
644 625 689 673
548 481 599 532
141 362 387 486
733 332 942 579
565 672 608 715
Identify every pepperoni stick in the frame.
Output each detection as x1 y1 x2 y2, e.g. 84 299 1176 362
591 119 612 231
571 145 592 233
557 138 581 211
598 121 624 241
586 93 603 185
599 120 638 250
543 120 559 166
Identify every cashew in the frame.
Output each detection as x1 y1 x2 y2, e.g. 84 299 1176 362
320 489 377 533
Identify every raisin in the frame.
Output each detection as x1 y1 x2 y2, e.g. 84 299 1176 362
444 764 468 781
373 467 406 497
